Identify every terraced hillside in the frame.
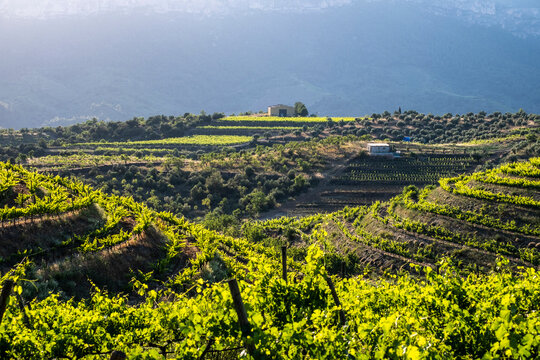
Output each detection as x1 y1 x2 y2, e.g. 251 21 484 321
248 157 540 275
25 132 534 222
2 111 537 225
2 160 540 359
0 162 274 298
282 152 482 217
27 136 367 220
185 111 538 145
189 116 359 137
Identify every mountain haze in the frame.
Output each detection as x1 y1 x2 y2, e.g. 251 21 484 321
1 0 540 128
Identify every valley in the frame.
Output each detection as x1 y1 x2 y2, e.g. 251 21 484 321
2 1 540 357
0 110 539 359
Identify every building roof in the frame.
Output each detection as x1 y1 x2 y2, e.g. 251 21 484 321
268 104 293 108
367 143 390 147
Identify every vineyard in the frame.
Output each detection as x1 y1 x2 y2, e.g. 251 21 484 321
26 154 165 172
198 126 303 130
188 116 363 138
20 136 372 220
0 109 538 358
19 132 526 223
68 135 253 149
187 116 365 138
0 160 540 359
280 153 482 218
0 162 274 295
3 247 540 359
251 157 540 276
190 125 304 136
1 161 540 358
221 116 360 123
332 154 479 186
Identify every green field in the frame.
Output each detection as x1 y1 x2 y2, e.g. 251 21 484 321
67 135 253 148
198 125 303 130
27 153 165 169
222 116 361 122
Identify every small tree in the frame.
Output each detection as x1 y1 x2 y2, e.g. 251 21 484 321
294 102 308 117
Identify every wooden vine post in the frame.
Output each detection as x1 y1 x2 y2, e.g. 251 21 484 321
227 279 256 357
281 246 287 283
16 292 31 327
0 279 14 325
110 350 127 360
324 275 346 326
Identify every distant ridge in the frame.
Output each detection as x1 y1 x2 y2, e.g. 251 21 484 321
1 1 539 129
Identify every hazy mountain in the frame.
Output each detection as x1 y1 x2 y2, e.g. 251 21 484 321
0 0 354 18
405 0 540 37
2 0 539 36
0 1 539 128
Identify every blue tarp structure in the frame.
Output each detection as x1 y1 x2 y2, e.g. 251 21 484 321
403 137 411 142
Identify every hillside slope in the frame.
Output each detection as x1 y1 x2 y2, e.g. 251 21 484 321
248 157 540 276
1 160 540 358
1 156 538 297
0 162 275 298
